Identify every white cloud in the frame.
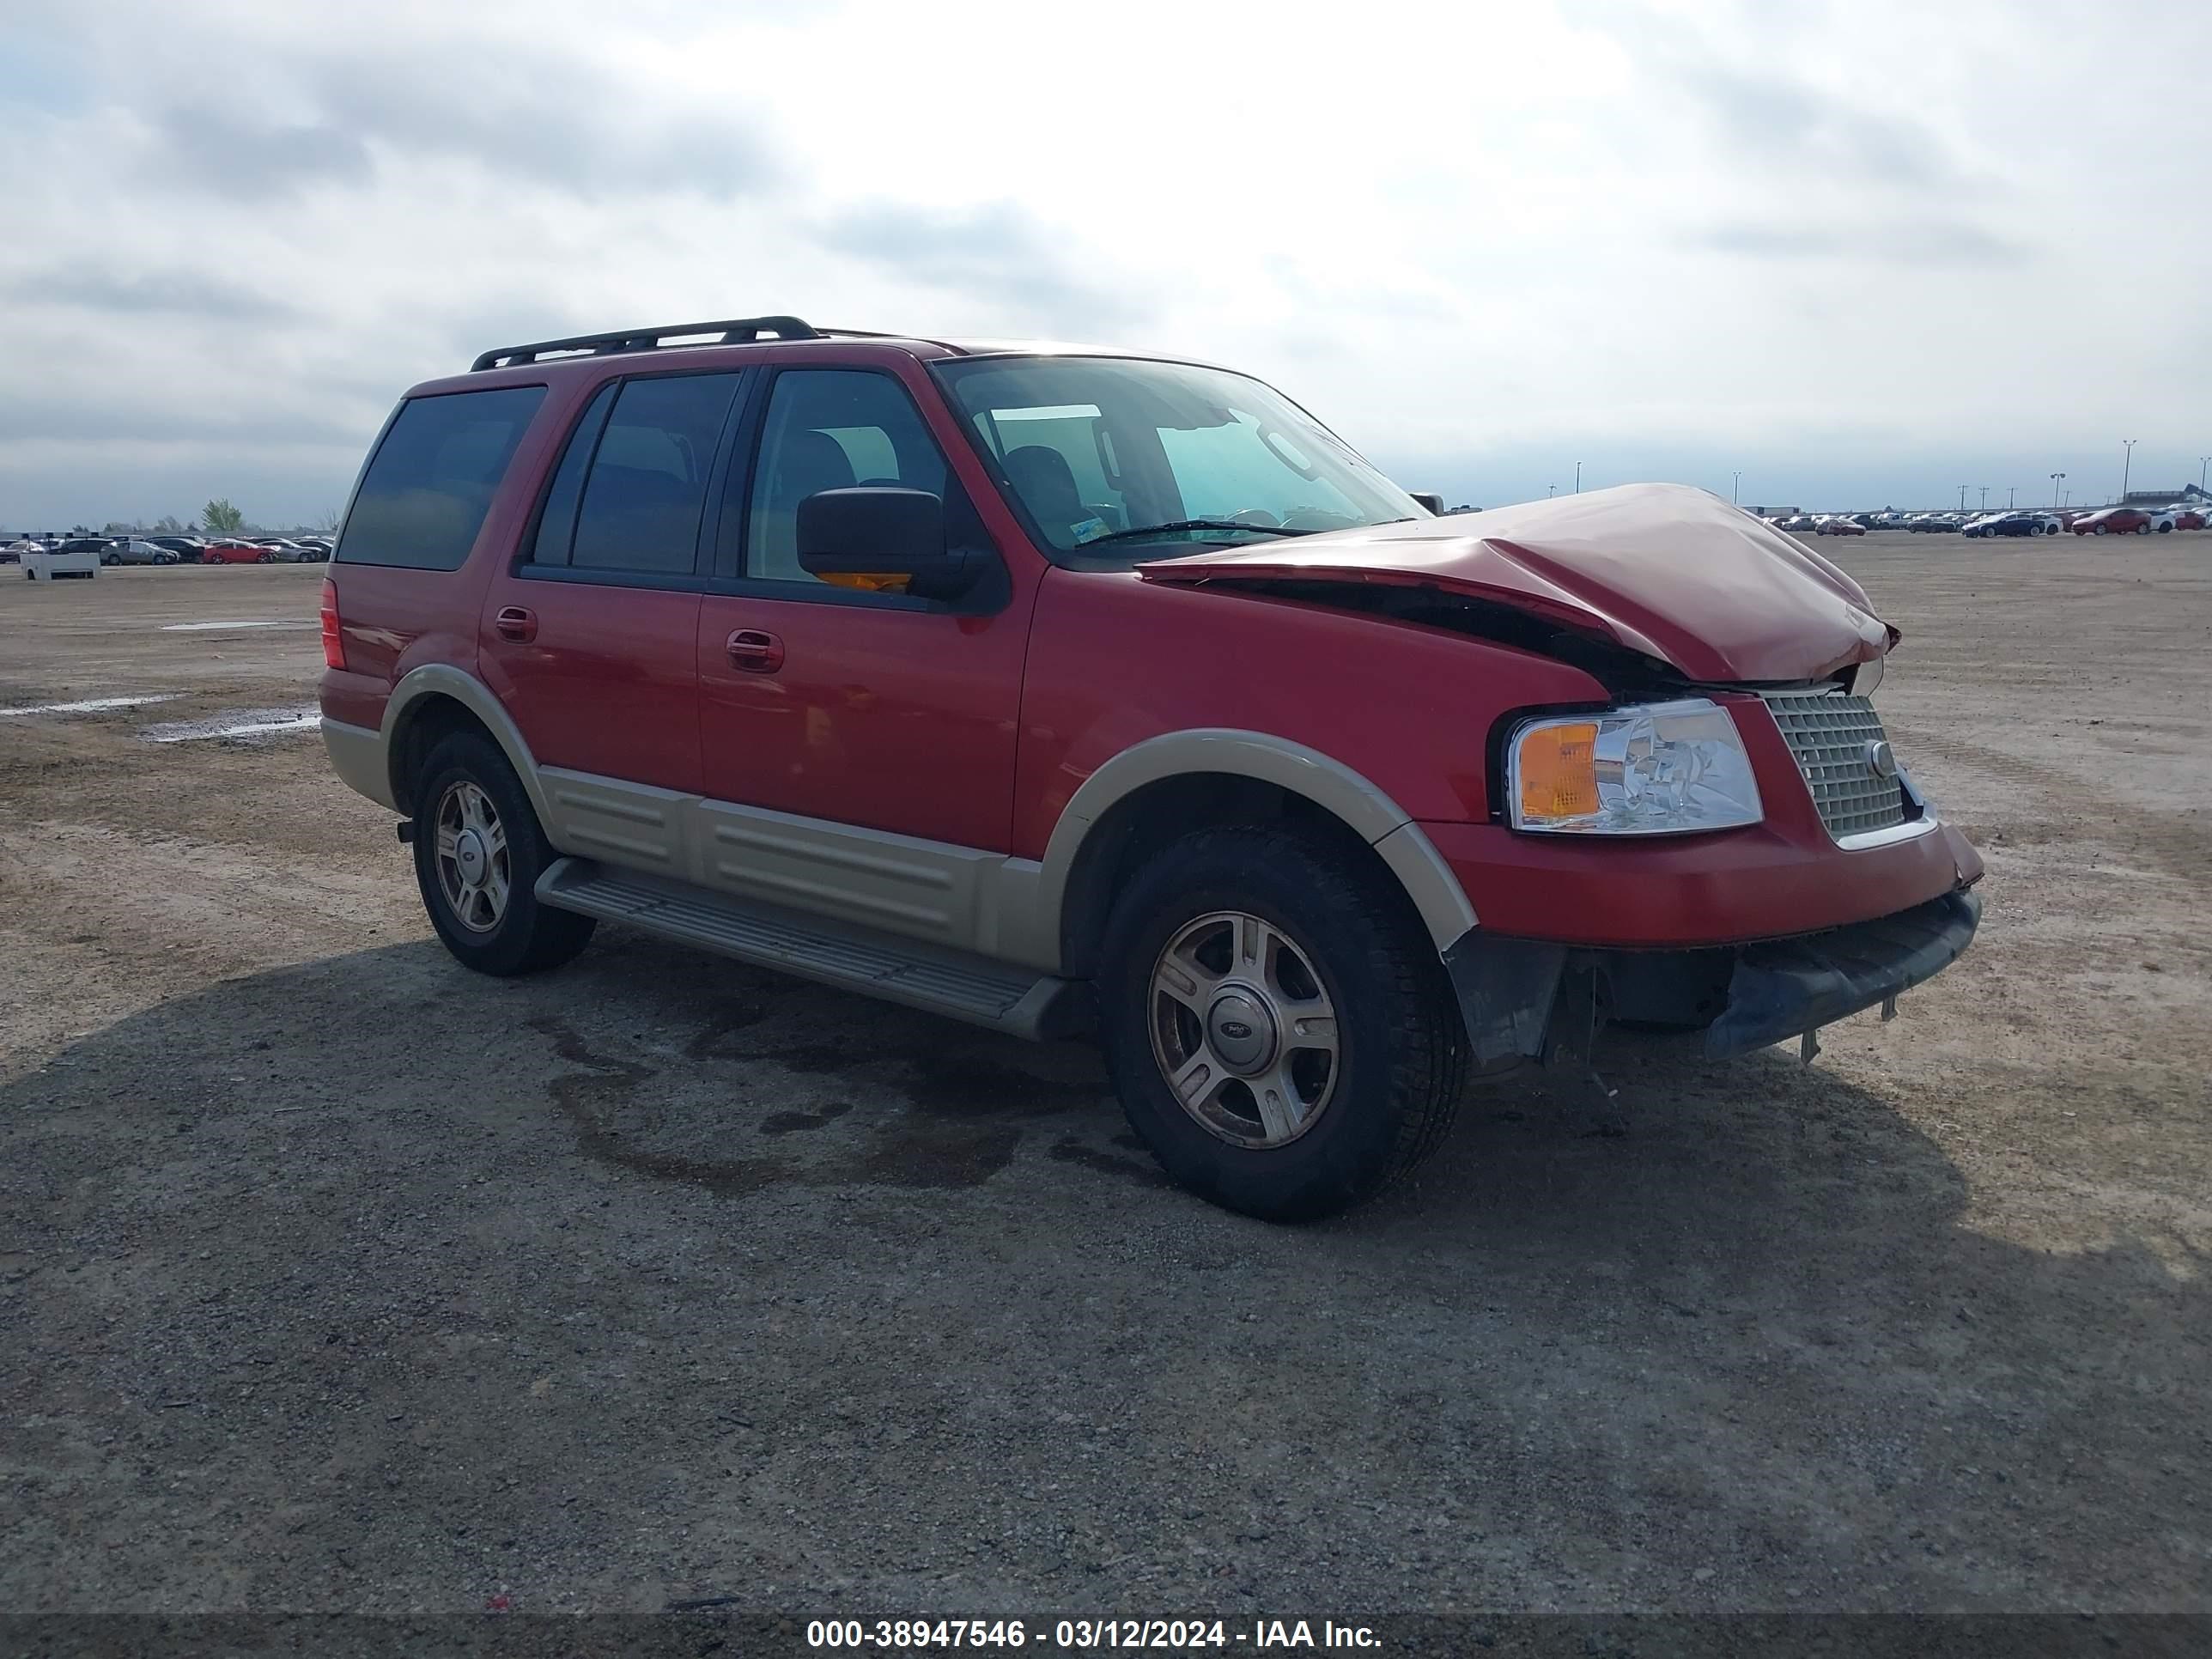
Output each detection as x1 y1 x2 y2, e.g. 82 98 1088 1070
0 0 2205 526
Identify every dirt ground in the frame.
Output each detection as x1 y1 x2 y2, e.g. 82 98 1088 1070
2 538 2208 1618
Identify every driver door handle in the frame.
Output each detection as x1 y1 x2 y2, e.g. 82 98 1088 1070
494 605 537 642
726 629 785 673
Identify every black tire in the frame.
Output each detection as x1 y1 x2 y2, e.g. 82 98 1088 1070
257 550 276 562
1097 824 1466 1222
410 731 594 976
101 553 120 565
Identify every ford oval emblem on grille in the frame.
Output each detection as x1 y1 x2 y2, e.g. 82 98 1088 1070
1865 739 1898 779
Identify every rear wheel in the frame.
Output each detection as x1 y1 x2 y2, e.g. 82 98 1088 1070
101 553 120 565
410 732 594 976
1097 825 1466 1221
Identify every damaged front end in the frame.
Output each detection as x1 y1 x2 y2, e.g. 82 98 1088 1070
1138 483 1986 1074
1442 888 1982 1073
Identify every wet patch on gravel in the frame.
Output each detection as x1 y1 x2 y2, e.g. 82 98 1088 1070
143 706 320 743
1 695 180 717
526 1000 1115 1198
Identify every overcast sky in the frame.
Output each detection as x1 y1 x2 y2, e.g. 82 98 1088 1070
2 0 2205 529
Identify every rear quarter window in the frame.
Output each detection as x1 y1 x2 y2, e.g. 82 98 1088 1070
336 386 547 570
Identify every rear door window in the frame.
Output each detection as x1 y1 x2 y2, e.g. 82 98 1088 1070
337 386 547 570
565 373 742 577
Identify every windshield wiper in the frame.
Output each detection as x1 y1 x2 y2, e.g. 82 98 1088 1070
1083 519 1310 546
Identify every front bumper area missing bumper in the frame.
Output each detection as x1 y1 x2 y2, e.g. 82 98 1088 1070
1442 889 1983 1066
1698 890 1980 1059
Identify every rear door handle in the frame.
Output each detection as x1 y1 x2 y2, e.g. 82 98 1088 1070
726 629 785 673
494 606 538 642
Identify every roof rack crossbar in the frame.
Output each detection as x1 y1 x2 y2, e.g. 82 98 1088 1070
470 315 825 372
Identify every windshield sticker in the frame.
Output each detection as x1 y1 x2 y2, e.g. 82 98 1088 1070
1071 517 1109 544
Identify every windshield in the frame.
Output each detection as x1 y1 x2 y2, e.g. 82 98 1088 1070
934 355 1424 567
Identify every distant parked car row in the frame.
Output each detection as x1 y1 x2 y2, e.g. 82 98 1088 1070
1761 506 2209 538
1769 514 1871 536
0 532 333 565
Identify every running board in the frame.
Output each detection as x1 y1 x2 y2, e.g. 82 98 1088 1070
535 859 1087 1040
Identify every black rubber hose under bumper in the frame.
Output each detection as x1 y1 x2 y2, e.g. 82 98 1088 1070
1702 889 1982 1060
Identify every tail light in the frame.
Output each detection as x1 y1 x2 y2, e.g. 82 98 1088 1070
319 577 345 671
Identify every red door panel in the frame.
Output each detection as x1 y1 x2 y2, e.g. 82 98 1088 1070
479 580 702 793
696 597 1025 850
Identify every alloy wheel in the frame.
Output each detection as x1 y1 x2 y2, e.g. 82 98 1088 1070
1147 909 1340 1149
434 781 511 933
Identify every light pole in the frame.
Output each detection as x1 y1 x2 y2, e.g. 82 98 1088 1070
2200 456 2209 491
2051 471 2064 507
1732 471 1741 504
2007 487 2015 509
1978 486 1989 512
2121 439 2136 502
1574 461 1583 495
1547 483 1558 498
1958 483 1967 512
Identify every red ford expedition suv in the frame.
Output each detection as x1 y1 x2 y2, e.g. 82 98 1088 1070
319 315 1982 1220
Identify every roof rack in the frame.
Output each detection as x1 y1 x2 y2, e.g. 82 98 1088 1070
470 315 827 373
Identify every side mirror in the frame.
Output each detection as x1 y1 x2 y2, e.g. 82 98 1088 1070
1408 491 1446 515
796 488 988 602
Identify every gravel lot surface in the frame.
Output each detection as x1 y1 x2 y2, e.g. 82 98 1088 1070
3 538 2208 1618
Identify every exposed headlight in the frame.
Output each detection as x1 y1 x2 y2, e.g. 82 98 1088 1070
1509 698 1764 836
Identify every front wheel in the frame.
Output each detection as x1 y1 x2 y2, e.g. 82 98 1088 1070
410 732 595 976
1097 825 1466 1221
101 553 120 565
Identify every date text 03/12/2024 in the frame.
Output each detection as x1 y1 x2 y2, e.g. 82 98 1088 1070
805 1619 1380 1649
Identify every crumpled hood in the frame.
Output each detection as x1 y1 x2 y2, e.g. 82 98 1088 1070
1135 483 1897 683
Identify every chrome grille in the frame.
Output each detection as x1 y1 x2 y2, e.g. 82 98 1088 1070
1761 692 1907 841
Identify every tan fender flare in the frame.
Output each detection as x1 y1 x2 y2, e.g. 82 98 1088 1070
1026 729 1479 963
380 665 553 824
